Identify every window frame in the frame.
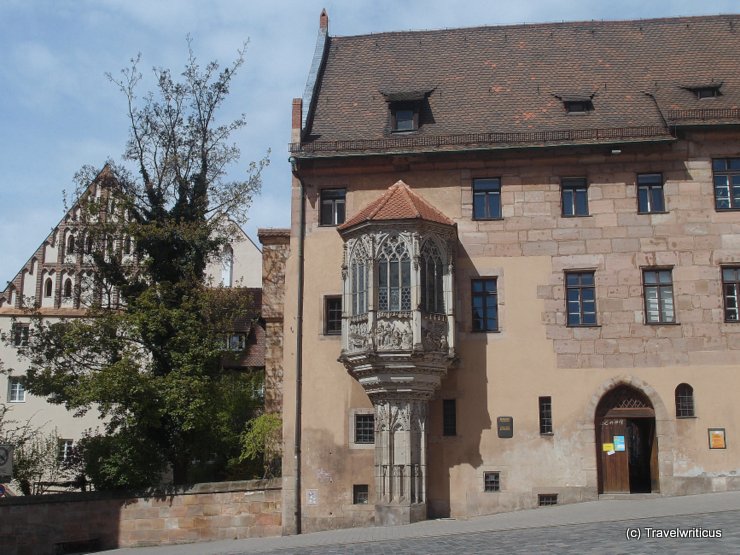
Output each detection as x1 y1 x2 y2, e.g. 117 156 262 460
12 322 29 347
354 413 375 445
471 277 499 333
675 383 695 418
642 268 676 324
539 396 553 435
390 102 420 132
721 266 740 323
483 471 500 492
353 484 369 504
324 296 342 335
636 173 666 214
561 178 589 217
57 439 74 463
319 188 346 226
225 333 247 352
712 158 740 211
8 377 26 403
565 271 597 327
442 399 457 437
472 178 502 221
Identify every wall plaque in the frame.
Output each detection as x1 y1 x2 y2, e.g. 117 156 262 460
497 416 513 438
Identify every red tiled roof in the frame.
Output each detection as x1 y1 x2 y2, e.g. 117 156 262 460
338 180 455 231
297 16 740 156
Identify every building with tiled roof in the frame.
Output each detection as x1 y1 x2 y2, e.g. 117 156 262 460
281 11 740 533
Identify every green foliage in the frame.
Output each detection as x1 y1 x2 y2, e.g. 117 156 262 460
19 41 268 489
240 412 282 478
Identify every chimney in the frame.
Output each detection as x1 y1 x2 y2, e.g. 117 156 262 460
320 8 328 32
291 98 302 144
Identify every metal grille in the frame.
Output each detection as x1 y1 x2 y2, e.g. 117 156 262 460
355 414 375 444
290 126 672 155
538 494 558 506
539 396 553 435
484 472 500 492
675 384 695 418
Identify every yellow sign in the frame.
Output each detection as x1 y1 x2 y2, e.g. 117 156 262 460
709 429 726 449
602 443 614 452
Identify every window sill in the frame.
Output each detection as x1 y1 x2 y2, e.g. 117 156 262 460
318 223 341 228
638 211 669 215
561 214 591 218
540 432 554 437
714 207 740 212
9 400 26 404
676 415 697 420
323 333 341 338
471 329 500 334
566 324 601 328
644 321 680 326
473 217 504 222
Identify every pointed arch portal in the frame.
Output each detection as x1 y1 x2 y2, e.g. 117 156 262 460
595 385 659 494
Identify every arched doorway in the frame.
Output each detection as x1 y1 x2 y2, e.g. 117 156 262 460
595 385 659 494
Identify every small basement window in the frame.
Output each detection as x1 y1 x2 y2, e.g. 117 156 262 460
538 493 558 506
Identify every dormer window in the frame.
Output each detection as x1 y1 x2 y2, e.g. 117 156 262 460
382 90 432 133
393 107 417 132
564 99 593 114
689 85 722 99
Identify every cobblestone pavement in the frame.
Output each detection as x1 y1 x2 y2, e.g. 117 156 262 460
252 510 739 555
109 492 740 555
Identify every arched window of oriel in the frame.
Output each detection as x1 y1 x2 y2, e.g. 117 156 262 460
378 235 411 311
420 239 445 314
349 240 369 316
221 245 233 287
675 383 695 418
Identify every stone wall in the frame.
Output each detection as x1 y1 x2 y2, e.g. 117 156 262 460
0 479 281 555
258 228 290 414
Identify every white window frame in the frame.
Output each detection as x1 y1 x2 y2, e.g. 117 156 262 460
9 378 26 403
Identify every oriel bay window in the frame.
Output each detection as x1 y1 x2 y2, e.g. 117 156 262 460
351 258 368 315
420 240 445 313
378 236 411 311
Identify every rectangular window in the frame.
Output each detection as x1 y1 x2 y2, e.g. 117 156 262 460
538 494 558 506
57 439 73 463
643 269 675 324
561 178 589 217
324 296 342 335
319 188 346 226
8 378 25 403
484 471 500 492
539 396 553 435
11 323 29 347
472 178 502 220
637 173 666 213
355 414 375 444
471 278 498 332
353 484 369 504
443 399 457 436
226 333 246 351
565 271 596 326
723 267 740 322
713 158 740 210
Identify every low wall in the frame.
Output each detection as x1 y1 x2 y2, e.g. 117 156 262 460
0 478 282 555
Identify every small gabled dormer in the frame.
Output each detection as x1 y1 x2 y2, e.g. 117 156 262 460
554 92 596 114
382 90 433 133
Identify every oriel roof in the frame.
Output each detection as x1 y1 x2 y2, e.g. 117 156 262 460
338 180 455 231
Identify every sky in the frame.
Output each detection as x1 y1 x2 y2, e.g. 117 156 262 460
1 0 738 286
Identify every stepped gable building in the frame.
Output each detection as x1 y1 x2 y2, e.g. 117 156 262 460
0 167 266 493
282 11 740 532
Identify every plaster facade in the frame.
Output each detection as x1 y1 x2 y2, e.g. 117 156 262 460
281 13 740 532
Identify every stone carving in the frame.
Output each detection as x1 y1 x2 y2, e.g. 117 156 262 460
422 318 449 352
376 319 412 351
348 319 368 351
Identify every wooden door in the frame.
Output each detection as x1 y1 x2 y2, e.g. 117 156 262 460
598 417 629 493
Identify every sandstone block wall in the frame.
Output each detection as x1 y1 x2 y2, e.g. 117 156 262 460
0 479 281 555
